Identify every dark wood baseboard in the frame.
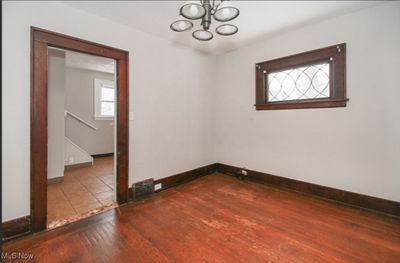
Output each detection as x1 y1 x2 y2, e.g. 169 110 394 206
5 162 398 242
64 161 92 171
217 163 400 217
47 176 64 185
91 153 114 158
4 163 218 241
154 163 218 191
2 216 31 241
128 163 218 200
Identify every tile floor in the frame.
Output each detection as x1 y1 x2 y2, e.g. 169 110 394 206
47 156 115 226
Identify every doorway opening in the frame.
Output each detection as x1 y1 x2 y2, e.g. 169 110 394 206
31 27 129 232
47 48 118 228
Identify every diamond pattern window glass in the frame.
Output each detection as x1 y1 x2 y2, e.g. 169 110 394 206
255 44 348 110
267 63 330 102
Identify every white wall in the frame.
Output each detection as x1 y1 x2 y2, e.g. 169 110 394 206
214 2 400 202
65 67 115 155
47 50 66 179
64 137 93 166
2 1 216 221
3 1 399 223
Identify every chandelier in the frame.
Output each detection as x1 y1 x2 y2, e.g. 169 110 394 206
170 0 240 41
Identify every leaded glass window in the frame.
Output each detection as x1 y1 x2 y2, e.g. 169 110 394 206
267 63 330 102
255 44 348 110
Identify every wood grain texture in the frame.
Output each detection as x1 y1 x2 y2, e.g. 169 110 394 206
31 39 48 232
32 27 127 60
217 163 400 217
254 98 348 110
255 43 348 110
30 27 129 233
116 58 129 204
128 163 218 200
154 163 218 191
4 174 400 262
1 216 31 241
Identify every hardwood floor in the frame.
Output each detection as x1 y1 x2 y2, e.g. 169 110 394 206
47 157 115 227
5 173 400 262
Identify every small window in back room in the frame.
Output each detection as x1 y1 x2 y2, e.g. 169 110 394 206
94 79 115 120
255 43 348 110
267 62 330 102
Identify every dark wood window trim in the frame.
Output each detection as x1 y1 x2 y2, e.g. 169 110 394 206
255 43 348 110
31 27 129 232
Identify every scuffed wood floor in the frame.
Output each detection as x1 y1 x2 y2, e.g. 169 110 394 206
4 173 400 262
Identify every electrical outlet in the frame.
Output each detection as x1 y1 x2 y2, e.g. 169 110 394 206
154 183 162 191
241 169 247 176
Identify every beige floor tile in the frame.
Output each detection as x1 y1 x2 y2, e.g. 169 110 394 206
86 184 112 194
74 201 102 214
95 190 114 201
47 156 115 225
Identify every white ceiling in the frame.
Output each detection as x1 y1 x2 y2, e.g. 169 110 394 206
66 50 115 74
63 1 382 55
49 47 115 74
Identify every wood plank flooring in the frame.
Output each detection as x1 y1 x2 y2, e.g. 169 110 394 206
4 173 400 262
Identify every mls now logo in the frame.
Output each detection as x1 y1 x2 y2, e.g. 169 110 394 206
1 252 34 260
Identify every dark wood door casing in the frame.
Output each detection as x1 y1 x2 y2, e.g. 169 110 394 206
31 27 129 232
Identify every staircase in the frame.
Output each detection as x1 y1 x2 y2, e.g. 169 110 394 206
64 110 96 168
64 136 93 168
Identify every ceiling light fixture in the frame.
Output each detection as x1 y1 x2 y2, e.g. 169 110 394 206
193 29 214 41
170 16 194 32
170 0 239 41
180 1 207 20
214 1 240 22
215 24 238 36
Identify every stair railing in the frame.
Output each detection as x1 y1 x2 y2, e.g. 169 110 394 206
64 110 98 130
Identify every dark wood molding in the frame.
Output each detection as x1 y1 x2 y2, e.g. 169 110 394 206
255 98 348 110
47 176 64 185
155 163 218 191
217 163 400 217
116 54 129 205
91 153 114 158
4 210 116 246
128 163 218 200
31 35 48 232
32 27 127 60
6 163 217 241
31 27 129 233
5 162 399 242
64 161 93 171
255 43 347 110
4 177 400 261
2 216 31 241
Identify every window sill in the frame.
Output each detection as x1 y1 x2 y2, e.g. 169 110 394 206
255 98 349 110
94 116 115 121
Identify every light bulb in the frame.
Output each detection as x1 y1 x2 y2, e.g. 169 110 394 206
189 5 198 16
170 16 193 32
192 29 213 41
178 21 186 28
214 1 240 22
180 1 206 20
222 8 231 17
216 24 238 36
